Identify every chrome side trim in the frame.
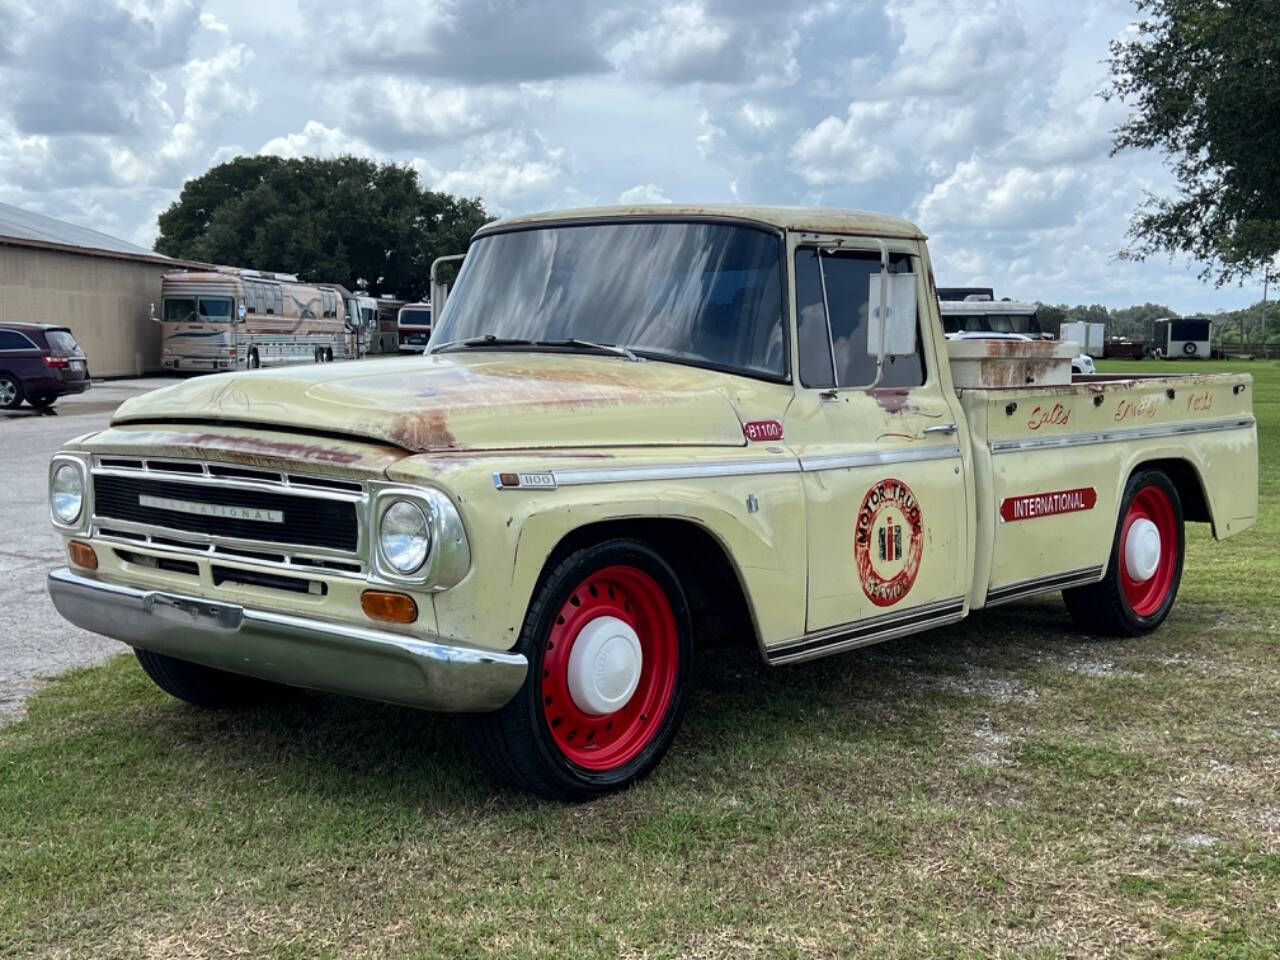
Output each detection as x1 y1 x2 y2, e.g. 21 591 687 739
799 443 962 472
47 568 526 713
983 565 1104 607
547 443 961 488
767 597 967 666
554 458 798 486
989 416 1255 454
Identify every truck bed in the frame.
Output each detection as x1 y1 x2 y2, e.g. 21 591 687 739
956 371 1257 609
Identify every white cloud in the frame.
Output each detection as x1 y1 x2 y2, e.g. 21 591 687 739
260 121 381 160
917 158 1088 232
339 78 537 150
412 131 569 212
618 183 670 204
789 102 899 185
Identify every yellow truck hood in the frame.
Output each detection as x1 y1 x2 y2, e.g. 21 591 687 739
113 353 755 453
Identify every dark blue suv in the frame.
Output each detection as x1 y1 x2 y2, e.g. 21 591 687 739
0 322 90 410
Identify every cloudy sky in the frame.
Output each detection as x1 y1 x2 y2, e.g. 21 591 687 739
0 0 1262 311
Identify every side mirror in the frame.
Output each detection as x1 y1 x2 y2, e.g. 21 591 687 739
149 302 158 322
866 273 918 356
237 302 247 322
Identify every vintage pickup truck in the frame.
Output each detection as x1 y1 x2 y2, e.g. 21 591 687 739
47 205 1258 799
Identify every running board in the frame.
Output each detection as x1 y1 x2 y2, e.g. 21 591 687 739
983 565 1104 607
766 598 967 666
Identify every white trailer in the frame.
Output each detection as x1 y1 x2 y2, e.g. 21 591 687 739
1059 321 1106 357
1152 317 1212 359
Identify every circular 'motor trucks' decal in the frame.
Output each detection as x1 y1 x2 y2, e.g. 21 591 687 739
854 478 924 607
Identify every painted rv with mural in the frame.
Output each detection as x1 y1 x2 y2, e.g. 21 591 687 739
157 269 361 372
50 206 1257 800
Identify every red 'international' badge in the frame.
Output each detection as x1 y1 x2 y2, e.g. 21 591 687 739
854 478 924 607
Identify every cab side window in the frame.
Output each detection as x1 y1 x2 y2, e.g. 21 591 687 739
794 248 927 389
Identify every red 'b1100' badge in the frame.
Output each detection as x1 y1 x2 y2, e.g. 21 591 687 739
743 420 784 442
854 478 924 607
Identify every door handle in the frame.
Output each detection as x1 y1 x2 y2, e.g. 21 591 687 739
923 423 958 435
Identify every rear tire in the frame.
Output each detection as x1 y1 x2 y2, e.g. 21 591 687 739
0 374 23 410
465 539 693 801
1063 469 1184 636
134 649 298 709
28 394 56 409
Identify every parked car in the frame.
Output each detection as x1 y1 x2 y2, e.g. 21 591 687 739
46 205 1257 800
0 322 90 410
947 330 1095 374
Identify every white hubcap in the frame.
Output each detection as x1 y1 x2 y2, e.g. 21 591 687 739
566 616 642 716
1124 517 1161 582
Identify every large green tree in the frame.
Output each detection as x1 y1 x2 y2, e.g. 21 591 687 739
1106 0 1280 285
155 156 489 302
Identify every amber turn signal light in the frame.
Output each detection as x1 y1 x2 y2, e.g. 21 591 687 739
361 590 418 624
67 540 98 570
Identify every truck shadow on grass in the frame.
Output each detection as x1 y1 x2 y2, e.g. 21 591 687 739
90 594 1135 811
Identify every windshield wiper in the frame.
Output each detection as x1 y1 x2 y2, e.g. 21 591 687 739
536 338 642 362
431 334 536 353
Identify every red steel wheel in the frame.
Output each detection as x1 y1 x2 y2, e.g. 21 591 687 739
1119 484 1178 617
1064 469 1184 637
464 539 693 800
541 565 679 770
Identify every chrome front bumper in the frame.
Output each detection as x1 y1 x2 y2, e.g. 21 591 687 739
47 568 526 713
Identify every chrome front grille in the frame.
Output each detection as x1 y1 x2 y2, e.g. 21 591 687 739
90 457 367 576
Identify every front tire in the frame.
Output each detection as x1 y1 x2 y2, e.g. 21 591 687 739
1064 470 1184 636
466 540 693 801
134 649 298 709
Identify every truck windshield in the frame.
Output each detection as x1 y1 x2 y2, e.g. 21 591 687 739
432 221 786 379
400 307 431 326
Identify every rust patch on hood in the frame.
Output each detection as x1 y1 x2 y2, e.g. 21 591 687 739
385 410 459 451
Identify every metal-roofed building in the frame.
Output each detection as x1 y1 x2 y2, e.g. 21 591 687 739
0 201 208 377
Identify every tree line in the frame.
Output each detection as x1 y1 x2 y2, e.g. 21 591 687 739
1036 299 1280 345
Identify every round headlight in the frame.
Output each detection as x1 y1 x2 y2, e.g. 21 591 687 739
379 499 431 574
51 463 84 525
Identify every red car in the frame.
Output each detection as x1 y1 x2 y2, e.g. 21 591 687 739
0 322 90 410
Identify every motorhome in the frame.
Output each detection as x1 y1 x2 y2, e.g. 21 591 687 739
937 294 1044 337
157 269 359 372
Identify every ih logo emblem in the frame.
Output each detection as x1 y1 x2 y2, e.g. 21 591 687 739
878 523 903 562
854 478 924 607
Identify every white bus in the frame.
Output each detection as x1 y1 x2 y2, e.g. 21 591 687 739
397 303 432 352
157 269 361 372
355 295 403 355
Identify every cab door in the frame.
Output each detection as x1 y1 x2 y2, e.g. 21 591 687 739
772 236 971 663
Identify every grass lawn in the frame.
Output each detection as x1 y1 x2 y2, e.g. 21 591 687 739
2 360 1276 959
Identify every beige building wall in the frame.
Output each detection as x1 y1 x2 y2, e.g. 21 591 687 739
0 243 171 377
